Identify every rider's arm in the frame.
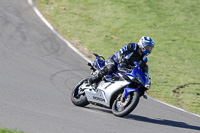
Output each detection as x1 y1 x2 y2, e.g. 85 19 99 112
139 56 151 89
119 43 137 55
118 43 137 68
138 56 148 76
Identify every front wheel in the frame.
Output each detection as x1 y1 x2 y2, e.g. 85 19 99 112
112 91 140 117
71 78 89 107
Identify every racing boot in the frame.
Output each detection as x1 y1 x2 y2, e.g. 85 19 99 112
88 75 101 85
88 67 108 85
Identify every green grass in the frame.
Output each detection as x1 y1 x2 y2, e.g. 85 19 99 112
0 128 24 133
35 0 200 114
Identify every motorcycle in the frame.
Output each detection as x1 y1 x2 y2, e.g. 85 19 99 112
71 53 150 117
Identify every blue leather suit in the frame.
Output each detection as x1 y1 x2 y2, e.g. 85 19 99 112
105 42 149 75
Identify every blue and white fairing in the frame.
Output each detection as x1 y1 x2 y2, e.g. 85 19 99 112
122 62 149 99
88 56 148 107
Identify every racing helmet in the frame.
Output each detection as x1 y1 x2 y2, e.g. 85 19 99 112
138 36 155 56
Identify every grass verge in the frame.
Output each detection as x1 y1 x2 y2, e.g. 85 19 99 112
0 128 24 133
35 0 200 114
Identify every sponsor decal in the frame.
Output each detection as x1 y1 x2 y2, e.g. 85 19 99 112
93 96 105 102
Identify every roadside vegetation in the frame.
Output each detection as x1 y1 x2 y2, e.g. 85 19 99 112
35 0 200 114
0 128 24 133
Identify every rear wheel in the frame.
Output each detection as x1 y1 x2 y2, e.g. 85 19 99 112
112 91 140 117
71 78 89 107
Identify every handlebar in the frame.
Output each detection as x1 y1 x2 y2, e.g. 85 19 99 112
93 53 105 60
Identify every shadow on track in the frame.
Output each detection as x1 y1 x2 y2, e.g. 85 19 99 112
85 106 112 114
125 114 200 131
84 107 200 131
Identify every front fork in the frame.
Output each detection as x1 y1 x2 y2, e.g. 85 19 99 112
120 91 126 102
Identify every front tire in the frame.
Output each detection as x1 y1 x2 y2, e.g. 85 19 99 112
112 91 140 117
71 78 89 107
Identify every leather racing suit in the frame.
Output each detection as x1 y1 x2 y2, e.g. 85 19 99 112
88 42 149 85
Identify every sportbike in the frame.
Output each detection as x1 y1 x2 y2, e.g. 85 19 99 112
71 53 150 117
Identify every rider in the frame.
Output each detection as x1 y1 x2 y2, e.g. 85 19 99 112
88 36 155 88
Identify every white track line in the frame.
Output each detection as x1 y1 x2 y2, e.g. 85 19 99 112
148 96 200 118
27 0 200 118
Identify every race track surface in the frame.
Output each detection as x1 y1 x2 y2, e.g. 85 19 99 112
0 0 199 133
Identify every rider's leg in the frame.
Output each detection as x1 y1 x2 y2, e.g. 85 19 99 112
88 67 108 85
88 58 116 85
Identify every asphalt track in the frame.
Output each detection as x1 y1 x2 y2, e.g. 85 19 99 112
0 0 199 133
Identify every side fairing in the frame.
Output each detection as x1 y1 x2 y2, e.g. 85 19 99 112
85 80 129 107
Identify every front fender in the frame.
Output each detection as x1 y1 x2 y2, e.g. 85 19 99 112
123 87 141 99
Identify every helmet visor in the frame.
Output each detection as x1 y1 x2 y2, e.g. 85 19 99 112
145 45 153 53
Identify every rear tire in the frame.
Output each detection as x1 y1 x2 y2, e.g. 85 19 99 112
71 78 89 107
112 91 140 117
